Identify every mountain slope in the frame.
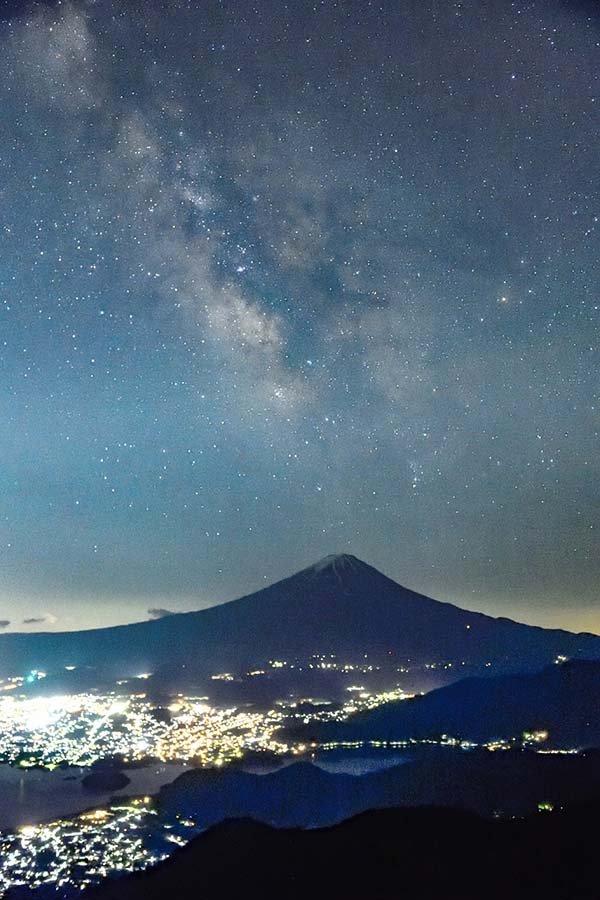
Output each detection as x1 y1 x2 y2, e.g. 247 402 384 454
0 554 598 684
309 659 600 747
79 803 600 900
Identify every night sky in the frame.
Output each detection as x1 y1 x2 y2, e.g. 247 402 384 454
0 0 598 633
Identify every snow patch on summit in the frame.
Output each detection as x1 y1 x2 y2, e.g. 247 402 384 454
309 554 362 576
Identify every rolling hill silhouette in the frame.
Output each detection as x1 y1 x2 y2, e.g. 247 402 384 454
156 747 600 823
306 658 600 747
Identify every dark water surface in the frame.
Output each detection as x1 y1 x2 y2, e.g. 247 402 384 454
0 762 191 830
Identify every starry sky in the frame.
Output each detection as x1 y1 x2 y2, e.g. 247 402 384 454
0 0 598 633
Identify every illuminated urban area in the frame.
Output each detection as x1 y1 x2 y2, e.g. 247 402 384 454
0 798 198 896
0 691 287 769
0 651 580 896
0 655 418 770
0 658 416 895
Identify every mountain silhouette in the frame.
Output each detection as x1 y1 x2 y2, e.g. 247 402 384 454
307 658 600 748
68 802 600 900
1 555 598 686
156 747 600 824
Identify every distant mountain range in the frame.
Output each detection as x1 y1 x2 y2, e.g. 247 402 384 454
302 658 600 748
1 555 599 691
76 802 600 900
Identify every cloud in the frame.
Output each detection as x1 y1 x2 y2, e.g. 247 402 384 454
147 607 175 619
0 620 10 629
23 614 57 625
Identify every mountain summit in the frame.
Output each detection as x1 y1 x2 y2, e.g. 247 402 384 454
303 554 367 576
0 555 598 687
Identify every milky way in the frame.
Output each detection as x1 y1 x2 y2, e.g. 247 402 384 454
0 0 598 631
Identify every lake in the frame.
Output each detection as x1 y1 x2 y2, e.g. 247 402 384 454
0 761 191 831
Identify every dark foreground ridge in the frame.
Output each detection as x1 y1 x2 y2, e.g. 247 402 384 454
56 803 600 900
0 554 599 686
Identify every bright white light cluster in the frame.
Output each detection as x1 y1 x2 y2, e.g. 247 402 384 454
0 799 197 895
0 693 287 768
